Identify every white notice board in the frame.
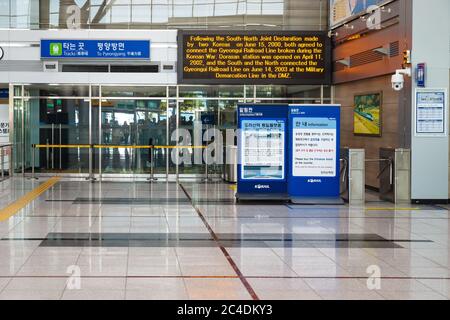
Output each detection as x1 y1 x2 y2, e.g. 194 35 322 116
415 88 448 137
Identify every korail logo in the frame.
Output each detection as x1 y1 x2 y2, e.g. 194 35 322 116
307 179 322 184
255 184 270 190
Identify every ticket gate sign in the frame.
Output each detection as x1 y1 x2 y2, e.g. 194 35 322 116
288 105 342 204
236 104 289 201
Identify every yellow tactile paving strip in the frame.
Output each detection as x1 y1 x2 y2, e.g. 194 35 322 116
0 177 60 222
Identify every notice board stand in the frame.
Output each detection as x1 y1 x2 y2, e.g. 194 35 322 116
288 105 343 205
236 104 289 202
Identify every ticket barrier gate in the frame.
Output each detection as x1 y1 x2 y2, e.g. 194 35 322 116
340 148 365 206
379 148 411 204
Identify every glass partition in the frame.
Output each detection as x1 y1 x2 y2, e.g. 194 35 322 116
11 84 331 178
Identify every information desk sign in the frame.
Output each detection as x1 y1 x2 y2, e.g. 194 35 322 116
288 105 342 204
237 104 289 201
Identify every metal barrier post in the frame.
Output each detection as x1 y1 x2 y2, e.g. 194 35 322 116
31 144 38 180
8 145 13 178
203 146 212 182
51 124 54 170
46 140 49 170
205 148 209 182
147 143 158 182
59 124 62 170
89 144 95 182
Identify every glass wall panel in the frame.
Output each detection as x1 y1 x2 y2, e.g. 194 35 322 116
101 86 167 98
11 84 329 178
34 98 90 173
18 0 326 30
179 86 245 98
168 99 177 175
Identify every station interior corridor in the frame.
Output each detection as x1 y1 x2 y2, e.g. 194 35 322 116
0 177 449 300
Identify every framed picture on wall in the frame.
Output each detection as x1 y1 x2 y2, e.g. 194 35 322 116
353 92 382 137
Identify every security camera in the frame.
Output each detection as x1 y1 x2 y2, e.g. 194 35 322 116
391 73 404 91
391 68 411 91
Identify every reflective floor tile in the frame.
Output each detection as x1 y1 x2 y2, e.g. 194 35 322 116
376 290 447 300
417 279 450 298
314 290 384 300
5 277 68 291
0 289 64 300
2 180 450 300
184 279 252 300
61 289 125 300
0 278 10 291
357 278 435 292
126 278 189 300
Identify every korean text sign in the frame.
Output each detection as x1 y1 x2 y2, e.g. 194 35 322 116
41 40 150 59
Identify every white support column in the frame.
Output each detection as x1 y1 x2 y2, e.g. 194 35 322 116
410 0 450 202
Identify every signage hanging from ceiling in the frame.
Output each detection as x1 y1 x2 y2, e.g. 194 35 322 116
40 39 150 60
178 31 331 85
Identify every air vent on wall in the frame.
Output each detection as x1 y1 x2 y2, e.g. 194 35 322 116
62 65 109 72
390 41 400 57
110 65 159 73
43 61 58 72
60 64 159 73
350 49 384 68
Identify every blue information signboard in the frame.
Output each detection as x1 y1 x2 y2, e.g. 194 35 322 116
288 105 342 204
237 104 289 201
41 40 150 59
0 88 8 99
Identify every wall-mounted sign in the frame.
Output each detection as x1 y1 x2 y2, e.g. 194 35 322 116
40 40 150 60
0 47 4 60
416 63 426 88
178 31 331 85
0 89 8 99
330 0 388 28
415 88 447 136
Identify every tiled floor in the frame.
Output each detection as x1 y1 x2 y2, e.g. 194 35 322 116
0 177 449 300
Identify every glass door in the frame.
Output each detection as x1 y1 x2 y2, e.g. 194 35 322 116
99 99 168 175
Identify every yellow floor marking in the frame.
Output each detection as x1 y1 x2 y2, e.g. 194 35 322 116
0 177 60 222
229 185 237 191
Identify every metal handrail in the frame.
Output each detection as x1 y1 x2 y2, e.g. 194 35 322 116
366 158 393 186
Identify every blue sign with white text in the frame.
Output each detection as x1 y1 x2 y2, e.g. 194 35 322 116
0 88 8 99
40 40 150 59
237 104 288 199
288 105 341 199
